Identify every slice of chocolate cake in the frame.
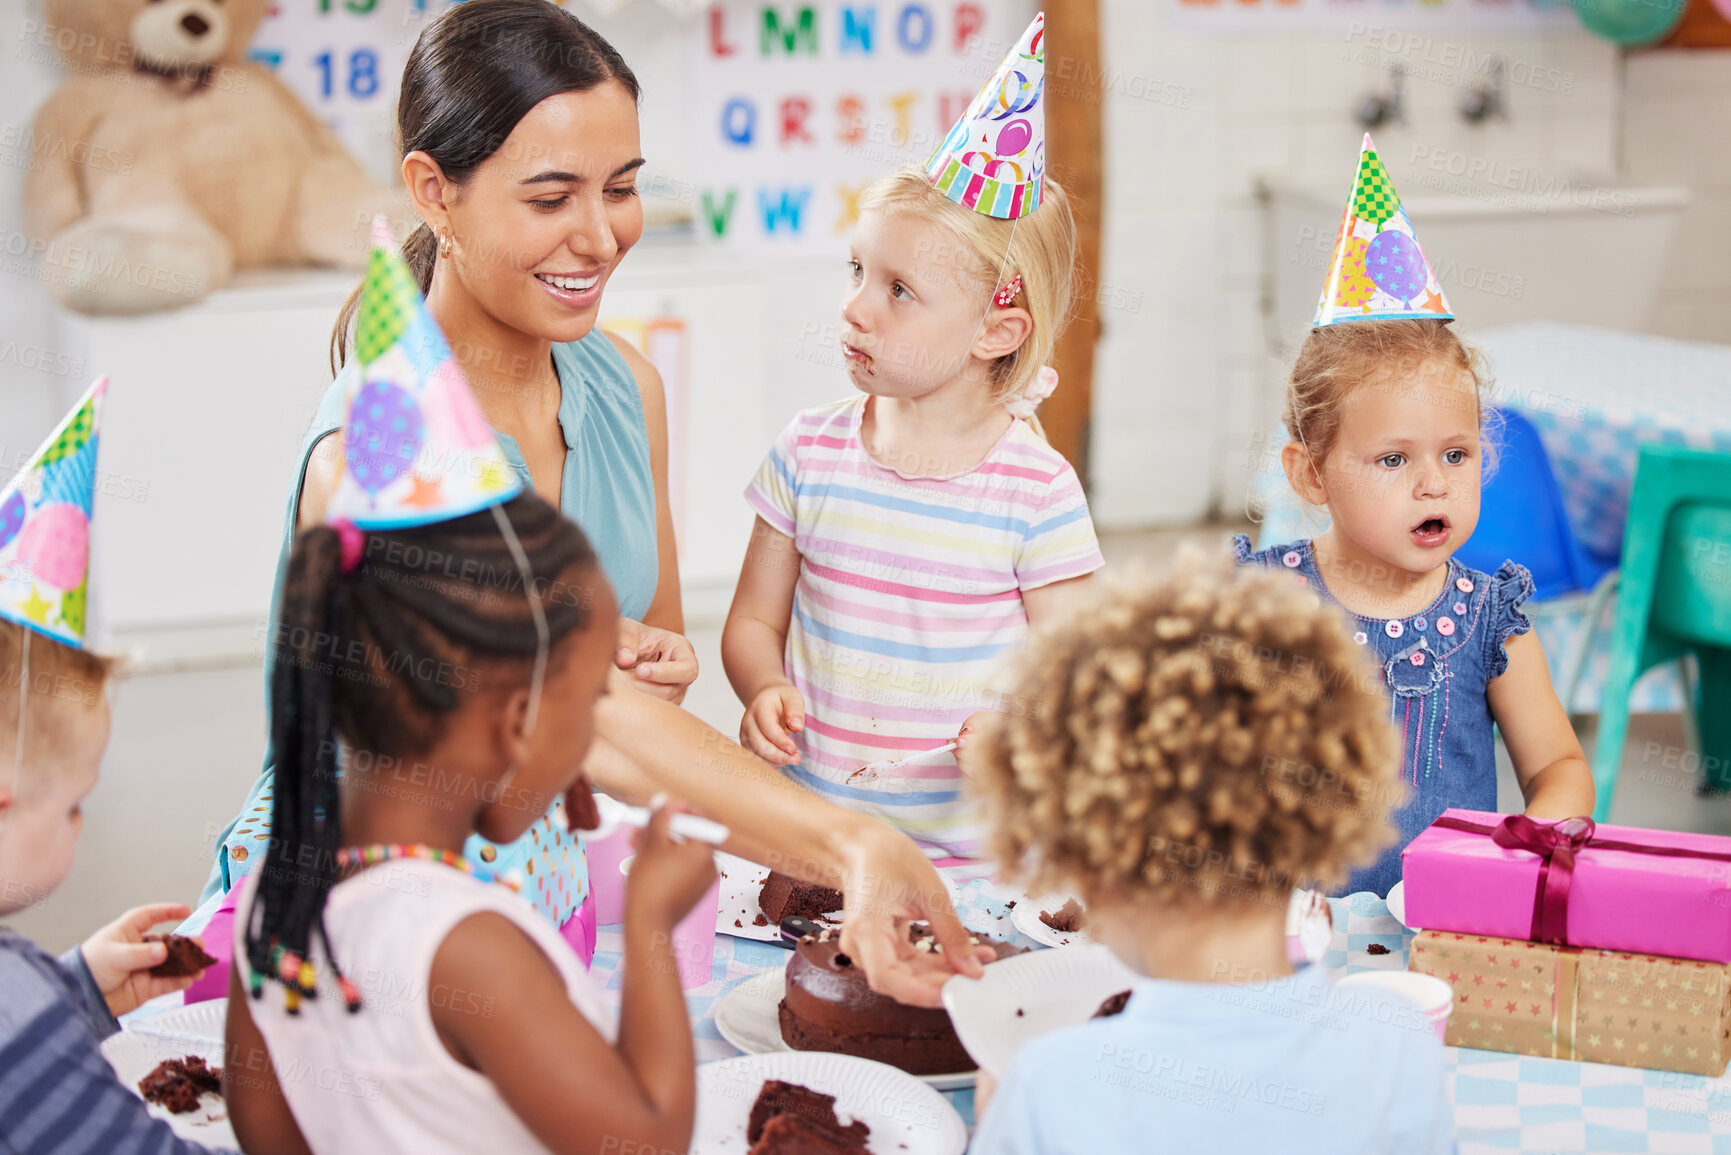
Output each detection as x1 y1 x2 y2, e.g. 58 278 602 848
1038 898 1085 934
759 871 843 923
747 1080 869 1145
748 1112 870 1154
138 1056 223 1114
144 934 218 978
779 923 1024 1075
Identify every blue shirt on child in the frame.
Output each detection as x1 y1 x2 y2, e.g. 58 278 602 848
1233 536 1534 897
0 929 233 1154
969 964 1454 1155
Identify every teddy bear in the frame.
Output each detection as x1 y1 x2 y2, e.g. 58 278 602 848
24 0 409 315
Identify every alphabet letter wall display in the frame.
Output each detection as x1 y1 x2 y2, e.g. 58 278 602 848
691 0 1034 250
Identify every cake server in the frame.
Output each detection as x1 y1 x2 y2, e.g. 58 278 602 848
775 914 830 950
846 741 959 785
574 792 732 846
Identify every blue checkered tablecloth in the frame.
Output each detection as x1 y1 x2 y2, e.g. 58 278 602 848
1247 321 1731 713
588 877 1731 1149
1328 891 1731 1154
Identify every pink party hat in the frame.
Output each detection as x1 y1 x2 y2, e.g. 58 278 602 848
926 12 1046 219
325 218 522 530
0 377 106 647
1315 134 1453 327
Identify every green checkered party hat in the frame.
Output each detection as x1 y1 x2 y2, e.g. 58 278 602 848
1314 134 1453 327
325 218 522 530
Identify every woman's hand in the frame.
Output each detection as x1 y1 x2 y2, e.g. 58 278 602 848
81 902 200 1017
615 618 699 703
740 683 805 766
836 824 995 1009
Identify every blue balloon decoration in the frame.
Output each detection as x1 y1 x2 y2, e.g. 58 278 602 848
1575 0 1685 46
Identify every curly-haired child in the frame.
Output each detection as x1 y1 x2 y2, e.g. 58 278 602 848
1240 319 1594 895
964 559 1454 1154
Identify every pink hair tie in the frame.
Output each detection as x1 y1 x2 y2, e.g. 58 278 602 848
1004 365 1059 420
332 519 366 573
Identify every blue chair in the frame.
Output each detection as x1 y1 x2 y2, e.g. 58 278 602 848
1455 408 1619 713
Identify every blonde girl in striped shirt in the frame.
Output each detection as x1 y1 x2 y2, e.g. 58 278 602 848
721 165 1103 860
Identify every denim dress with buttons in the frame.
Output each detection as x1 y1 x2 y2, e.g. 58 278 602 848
1233 535 1535 898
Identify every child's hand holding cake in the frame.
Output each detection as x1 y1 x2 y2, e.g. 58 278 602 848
79 902 205 1017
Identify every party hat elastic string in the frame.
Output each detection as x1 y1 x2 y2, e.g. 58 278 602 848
488 503 549 736
12 631 27 776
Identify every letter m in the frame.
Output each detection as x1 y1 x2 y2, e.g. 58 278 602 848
761 5 818 55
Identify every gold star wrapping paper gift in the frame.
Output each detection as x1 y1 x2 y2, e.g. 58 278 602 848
1408 930 1731 1076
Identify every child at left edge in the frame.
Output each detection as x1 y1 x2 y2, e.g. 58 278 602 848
0 377 229 1153
721 12 1103 859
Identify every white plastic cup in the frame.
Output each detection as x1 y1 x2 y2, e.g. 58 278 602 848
1335 970 1455 1043
619 855 721 989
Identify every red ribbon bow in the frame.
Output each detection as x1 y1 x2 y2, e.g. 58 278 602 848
1489 815 1596 945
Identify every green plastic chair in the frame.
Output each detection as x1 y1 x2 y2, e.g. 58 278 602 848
1591 444 1731 820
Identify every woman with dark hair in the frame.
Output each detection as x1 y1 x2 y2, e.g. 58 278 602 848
198 0 684 951
196 0 987 1010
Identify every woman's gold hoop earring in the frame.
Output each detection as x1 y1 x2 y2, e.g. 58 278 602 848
438 231 454 259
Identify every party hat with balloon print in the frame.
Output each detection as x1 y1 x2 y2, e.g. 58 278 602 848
926 10 1046 219
0 376 106 647
1314 134 1452 327
325 218 522 530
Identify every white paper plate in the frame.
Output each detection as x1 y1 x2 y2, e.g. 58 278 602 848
1010 894 1090 948
714 853 787 943
694 1051 966 1155
941 943 1140 1079
1386 881 1419 930
715 858 962 944
101 1023 236 1146
713 970 977 1091
128 999 225 1045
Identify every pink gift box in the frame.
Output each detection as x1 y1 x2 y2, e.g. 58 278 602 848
1401 808 1731 964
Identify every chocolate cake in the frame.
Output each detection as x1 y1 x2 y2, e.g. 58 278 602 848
144 934 217 978
138 1056 222 1114
747 1080 869 1146
759 871 843 923
779 923 1023 1075
749 1113 870 1154
1038 898 1085 934
1092 990 1132 1019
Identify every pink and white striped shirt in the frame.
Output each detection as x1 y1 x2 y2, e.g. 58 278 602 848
745 395 1102 856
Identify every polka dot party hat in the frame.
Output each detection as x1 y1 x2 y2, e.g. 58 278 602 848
325 217 523 530
925 11 1046 220
1314 134 1453 327
0 376 106 648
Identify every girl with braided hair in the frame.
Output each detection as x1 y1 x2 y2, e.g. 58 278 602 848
224 493 719 1154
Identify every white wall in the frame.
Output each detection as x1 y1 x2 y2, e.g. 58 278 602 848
1623 50 1731 346
0 0 74 447
1086 0 1622 528
3 0 1728 644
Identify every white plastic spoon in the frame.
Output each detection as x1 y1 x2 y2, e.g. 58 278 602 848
578 792 731 846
